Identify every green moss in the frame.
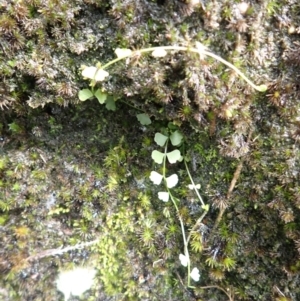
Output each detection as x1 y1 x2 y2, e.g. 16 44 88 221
0 0 300 300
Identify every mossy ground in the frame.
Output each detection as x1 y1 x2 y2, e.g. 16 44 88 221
1 0 300 300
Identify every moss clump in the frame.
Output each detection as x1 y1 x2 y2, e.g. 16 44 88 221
0 0 300 300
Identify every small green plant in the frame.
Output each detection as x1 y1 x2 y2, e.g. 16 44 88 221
77 42 267 289
149 128 209 287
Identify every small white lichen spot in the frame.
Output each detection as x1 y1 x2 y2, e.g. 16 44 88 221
82 66 97 79
179 254 189 267
152 48 167 58
82 67 109 81
158 191 169 202
237 2 249 15
190 267 200 281
165 174 179 188
115 48 132 58
149 171 163 185
56 267 96 301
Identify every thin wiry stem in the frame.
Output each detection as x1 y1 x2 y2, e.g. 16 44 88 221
161 139 191 285
184 158 208 245
98 45 267 92
25 239 99 262
184 158 205 206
